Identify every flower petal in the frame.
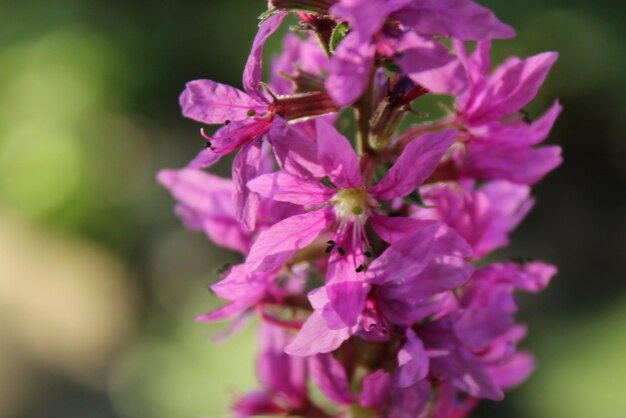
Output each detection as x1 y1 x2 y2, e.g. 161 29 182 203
180 80 264 125
157 168 250 253
243 13 287 100
246 208 333 273
365 223 439 286
467 52 558 125
316 119 362 187
325 32 376 106
233 141 264 229
397 0 515 40
284 311 352 356
269 118 326 179
360 370 391 409
309 353 356 405
372 129 457 200
395 329 429 388
247 172 332 206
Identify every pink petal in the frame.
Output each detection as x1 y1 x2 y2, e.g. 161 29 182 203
284 311 352 356
369 213 438 244
397 0 515 40
180 80 265 125
467 52 558 125
246 208 333 273
233 141 264 229
309 353 356 405
395 329 429 388
454 308 515 351
157 168 250 254
187 148 222 170
331 0 413 39
360 370 391 409
489 351 535 389
269 118 326 179
257 322 308 402
243 13 286 100
316 119 362 187
326 32 376 106
394 32 455 80
478 100 562 146
365 223 439 286
372 129 457 200
462 142 562 185
247 172 332 206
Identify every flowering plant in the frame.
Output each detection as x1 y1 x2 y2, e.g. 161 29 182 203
159 1 561 416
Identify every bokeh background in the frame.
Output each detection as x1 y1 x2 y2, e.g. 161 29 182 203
0 1 624 417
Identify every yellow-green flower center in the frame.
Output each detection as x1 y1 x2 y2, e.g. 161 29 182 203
330 188 373 220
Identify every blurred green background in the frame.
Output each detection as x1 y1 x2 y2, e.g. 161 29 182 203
0 1 624 417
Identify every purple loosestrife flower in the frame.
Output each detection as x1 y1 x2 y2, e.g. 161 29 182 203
413 180 535 258
270 32 329 95
325 0 514 105
245 119 457 275
159 1 561 416
180 14 338 228
410 40 562 185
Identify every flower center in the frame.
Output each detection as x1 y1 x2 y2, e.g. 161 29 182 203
330 188 373 221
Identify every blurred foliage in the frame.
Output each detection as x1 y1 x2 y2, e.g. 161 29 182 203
0 1 624 417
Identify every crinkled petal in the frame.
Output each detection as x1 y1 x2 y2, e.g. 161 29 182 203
372 129 457 200
369 213 438 244
180 80 265 125
316 119 362 187
477 100 562 146
285 311 352 356
454 308 515 351
395 329 429 388
326 32 376 106
246 208 333 273
269 118 326 178
243 13 287 100
388 380 431 418
360 369 391 410
467 52 558 125
157 168 250 253
395 32 455 80
248 172 332 206
396 0 515 40
366 223 439 286
462 142 562 185
233 140 264 229
489 351 535 390
257 322 308 402
331 0 413 39
309 353 356 405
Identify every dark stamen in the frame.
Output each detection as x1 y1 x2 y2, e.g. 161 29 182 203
224 119 231 125
320 176 337 190
204 141 212 149
337 247 346 256
364 251 372 258
355 265 365 273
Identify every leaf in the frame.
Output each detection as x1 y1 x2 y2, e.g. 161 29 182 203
330 22 350 53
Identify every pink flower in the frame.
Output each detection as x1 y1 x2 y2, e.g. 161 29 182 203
326 0 514 105
414 180 535 258
233 322 310 417
412 40 562 184
246 119 457 275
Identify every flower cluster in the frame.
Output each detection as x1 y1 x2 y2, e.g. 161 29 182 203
158 1 561 417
